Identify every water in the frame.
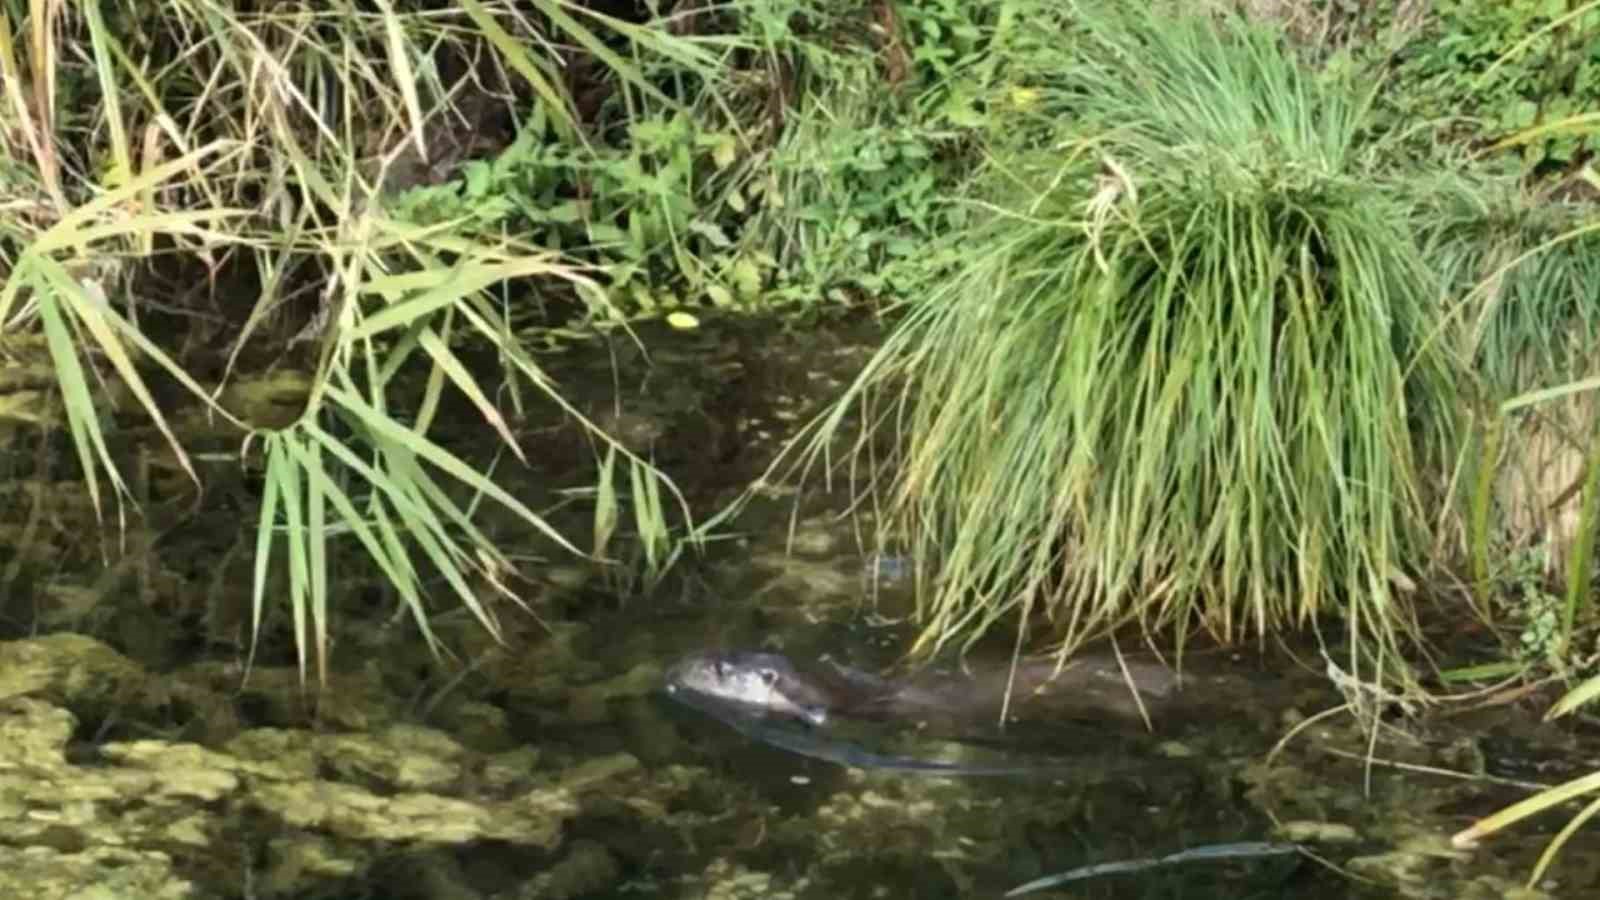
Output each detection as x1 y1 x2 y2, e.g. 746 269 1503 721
0 314 1592 898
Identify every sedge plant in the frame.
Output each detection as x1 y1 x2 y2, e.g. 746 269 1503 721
789 1 1460 688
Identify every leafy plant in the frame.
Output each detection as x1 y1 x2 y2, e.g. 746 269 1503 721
388 0 1007 312
743 86 966 303
390 107 757 313
1373 0 1600 167
721 0 1007 304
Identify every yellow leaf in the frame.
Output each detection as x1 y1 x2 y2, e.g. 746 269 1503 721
711 135 738 170
1009 87 1041 109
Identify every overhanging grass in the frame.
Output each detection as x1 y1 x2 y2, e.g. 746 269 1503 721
0 1 732 679
794 1 1461 679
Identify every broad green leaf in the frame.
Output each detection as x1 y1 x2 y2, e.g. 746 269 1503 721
1453 770 1600 850
282 433 437 657
348 258 562 341
249 437 287 674
39 264 201 487
414 324 525 461
374 0 427 159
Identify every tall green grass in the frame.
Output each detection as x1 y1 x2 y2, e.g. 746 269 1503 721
792 1 1460 680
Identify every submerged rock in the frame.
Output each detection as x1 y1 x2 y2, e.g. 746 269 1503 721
0 633 159 722
566 662 663 724
249 779 572 846
259 835 366 895
0 633 244 746
696 858 802 900
0 632 663 899
0 845 195 900
176 658 405 733
226 725 597 848
0 699 202 898
502 839 620 900
323 724 467 790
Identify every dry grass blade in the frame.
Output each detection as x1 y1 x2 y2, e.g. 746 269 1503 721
373 0 427 159
0 2 64 208
1526 793 1600 888
1547 673 1600 719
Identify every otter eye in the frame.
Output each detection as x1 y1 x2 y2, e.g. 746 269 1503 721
758 667 778 687
713 660 729 680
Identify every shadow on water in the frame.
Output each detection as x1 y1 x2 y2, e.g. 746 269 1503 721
0 314 1593 898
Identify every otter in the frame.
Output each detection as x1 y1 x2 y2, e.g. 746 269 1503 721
663 649 1194 776
664 648 1184 732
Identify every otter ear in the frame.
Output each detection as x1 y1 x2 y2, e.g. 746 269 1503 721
757 667 779 686
713 660 730 679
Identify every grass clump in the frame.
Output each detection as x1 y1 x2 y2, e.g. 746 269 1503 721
799 1 1460 675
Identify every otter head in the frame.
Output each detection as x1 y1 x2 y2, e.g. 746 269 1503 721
664 651 829 727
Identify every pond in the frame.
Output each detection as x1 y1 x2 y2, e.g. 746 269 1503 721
0 315 1592 899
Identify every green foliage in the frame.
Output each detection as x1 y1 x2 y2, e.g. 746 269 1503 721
1491 546 1564 661
743 76 971 303
793 0 1462 679
390 108 763 312
726 0 1008 303
1372 0 1600 167
1422 181 1600 663
391 0 1003 310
